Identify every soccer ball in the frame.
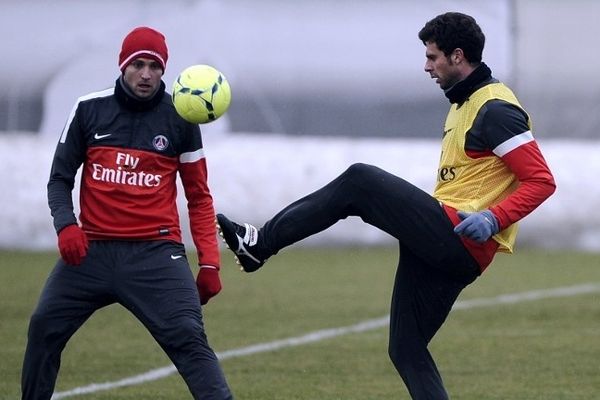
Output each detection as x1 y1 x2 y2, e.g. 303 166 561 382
172 64 232 124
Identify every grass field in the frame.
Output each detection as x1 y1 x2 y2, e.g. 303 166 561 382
1 247 599 399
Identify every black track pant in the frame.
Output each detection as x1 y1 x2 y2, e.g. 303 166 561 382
22 240 232 400
260 163 480 400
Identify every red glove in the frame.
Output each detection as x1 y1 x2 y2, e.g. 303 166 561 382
57 224 89 266
196 265 222 305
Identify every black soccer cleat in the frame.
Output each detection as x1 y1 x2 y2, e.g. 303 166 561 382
216 213 266 272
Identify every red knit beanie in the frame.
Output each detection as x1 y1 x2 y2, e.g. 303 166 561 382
118 27 168 72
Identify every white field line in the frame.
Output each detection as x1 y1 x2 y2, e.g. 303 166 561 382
51 283 600 399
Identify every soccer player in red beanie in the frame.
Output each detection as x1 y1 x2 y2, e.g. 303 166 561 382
21 26 233 399
216 12 556 399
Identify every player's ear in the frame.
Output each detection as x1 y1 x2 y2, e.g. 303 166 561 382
451 48 464 64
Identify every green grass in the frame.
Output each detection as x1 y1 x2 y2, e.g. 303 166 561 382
1 248 599 399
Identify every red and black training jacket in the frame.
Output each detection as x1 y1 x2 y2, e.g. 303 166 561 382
48 78 220 267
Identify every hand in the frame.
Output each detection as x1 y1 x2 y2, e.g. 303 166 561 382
454 210 499 243
196 265 222 305
58 224 89 265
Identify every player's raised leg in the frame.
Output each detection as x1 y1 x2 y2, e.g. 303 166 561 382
218 163 469 275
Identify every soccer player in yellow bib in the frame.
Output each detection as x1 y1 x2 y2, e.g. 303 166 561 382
217 12 556 399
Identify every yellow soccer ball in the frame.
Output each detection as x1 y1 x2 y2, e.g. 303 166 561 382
172 64 232 124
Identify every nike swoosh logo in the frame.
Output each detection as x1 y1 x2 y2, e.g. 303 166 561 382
171 255 183 260
94 133 112 140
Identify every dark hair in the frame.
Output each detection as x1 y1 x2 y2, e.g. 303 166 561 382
418 12 485 63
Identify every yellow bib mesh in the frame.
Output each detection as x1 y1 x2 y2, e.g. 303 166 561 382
433 83 530 253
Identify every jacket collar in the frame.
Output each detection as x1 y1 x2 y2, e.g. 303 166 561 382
444 62 494 105
114 76 165 111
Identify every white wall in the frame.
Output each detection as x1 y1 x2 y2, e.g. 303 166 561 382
1 133 598 252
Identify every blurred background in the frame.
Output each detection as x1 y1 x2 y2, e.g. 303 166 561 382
1 0 599 251
3 0 599 138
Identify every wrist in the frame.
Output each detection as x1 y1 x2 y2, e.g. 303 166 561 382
481 210 499 234
58 223 79 235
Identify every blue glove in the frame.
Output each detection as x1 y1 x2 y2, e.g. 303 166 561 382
454 210 499 243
